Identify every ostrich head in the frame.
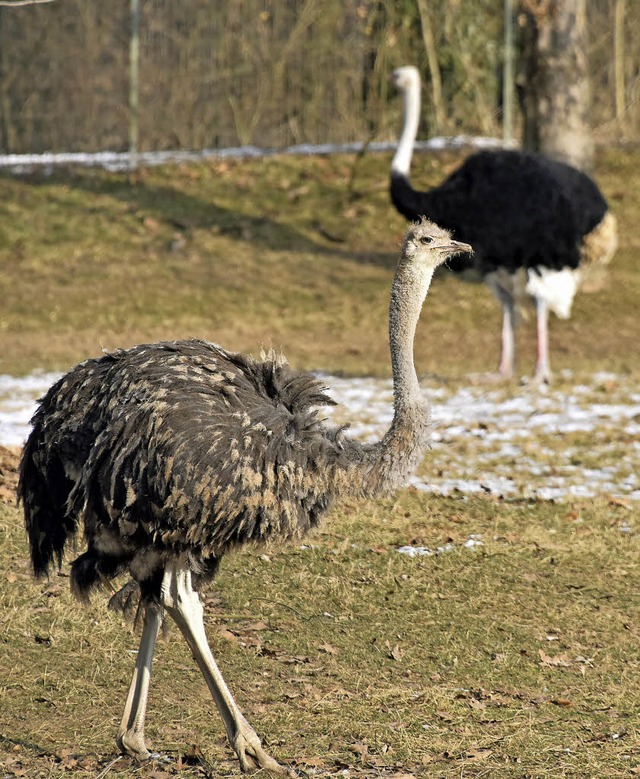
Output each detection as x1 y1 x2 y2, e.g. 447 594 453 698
401 217 473 268
391 65 420 94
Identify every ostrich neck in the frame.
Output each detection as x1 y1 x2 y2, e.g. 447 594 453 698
388 262 430 410
391 80 421 177
358 261 434 495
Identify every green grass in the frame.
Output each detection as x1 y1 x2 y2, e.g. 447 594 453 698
0 146 639 777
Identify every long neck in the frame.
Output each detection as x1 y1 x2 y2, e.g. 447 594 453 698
357 260 434 495
389 261 430 407
390 75 438 222
391 78 421 177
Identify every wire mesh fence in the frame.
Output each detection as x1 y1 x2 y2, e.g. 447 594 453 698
0 0 637 156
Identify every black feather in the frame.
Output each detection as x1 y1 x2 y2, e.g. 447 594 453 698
391 149 608 275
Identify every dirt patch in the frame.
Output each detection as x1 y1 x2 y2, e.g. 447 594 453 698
0 445 20 506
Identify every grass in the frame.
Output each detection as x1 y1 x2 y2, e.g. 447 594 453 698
1 146 638 379
0 145 639 777
1 493 638 778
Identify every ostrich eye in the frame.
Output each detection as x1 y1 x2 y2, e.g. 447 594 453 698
420 235 434 245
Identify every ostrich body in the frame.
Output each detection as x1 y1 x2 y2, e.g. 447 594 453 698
19 219 471 774
391 65 617 383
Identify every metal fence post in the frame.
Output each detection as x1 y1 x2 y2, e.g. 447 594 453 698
502 0 515 145
129 0 140 169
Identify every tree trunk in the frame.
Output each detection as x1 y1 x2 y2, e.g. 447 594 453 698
614 0 627 135
518 0 594 171
416 0 445 134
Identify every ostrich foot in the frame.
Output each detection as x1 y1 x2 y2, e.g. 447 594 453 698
519 364 551 387
116 731 173 765
232 721 293 775
531 367 552 386
116 728 153 761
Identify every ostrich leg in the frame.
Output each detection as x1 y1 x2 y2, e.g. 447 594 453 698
485 274 516 380
497 293 517 378
117 602 162 758
534 297 551 384
161 562 288 775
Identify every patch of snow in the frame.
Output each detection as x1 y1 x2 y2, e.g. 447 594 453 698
1 370 639 503
397 535 483 558
0 137 507 174
0 372 60 448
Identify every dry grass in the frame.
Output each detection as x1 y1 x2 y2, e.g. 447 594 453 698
0 147 638 380
1 491 639 778
0 146 639 777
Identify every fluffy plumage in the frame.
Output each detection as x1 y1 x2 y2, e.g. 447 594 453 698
19 219 471 774
390 65 617 382
21 340 357 599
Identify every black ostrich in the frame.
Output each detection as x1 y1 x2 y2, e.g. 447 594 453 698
390 65 617 383
19 219 471 774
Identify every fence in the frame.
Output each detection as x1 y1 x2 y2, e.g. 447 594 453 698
0 0 637 156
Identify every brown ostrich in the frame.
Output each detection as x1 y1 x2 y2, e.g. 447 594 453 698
19 219 471 774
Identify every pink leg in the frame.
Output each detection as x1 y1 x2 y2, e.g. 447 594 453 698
484 273 517 382
497 296 516 379
534 297 551 384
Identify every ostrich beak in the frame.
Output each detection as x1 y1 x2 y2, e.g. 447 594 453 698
447 239 473 257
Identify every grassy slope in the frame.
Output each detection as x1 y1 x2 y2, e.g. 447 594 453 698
0 148 638 778
1 146 638 379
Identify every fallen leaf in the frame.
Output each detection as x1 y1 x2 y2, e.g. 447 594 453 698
279 654 313 664
464 747 493 761
539 649 571 667
294 756 326 768
349 741 369 758
217 628 239 643
608 496 631 509
245 620 269 631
